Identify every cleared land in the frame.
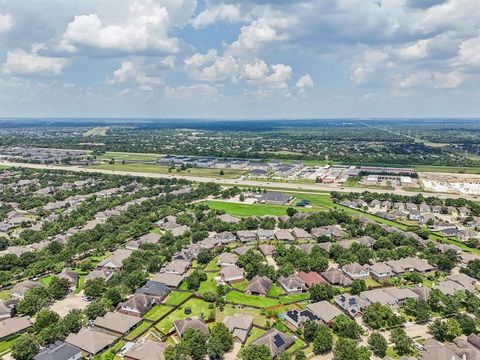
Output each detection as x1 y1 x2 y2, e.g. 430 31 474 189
83 127 109 137
88 162 244 179
203 200 326 217
95 151 159 162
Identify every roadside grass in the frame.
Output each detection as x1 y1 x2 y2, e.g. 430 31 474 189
163 291 191 306
155 299 212 334
88 162 243 179
143 305 172 322
125 322 152 341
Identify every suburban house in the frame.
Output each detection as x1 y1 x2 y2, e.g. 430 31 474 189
278 275 307 294
117 293 157 317
334 293 367 318
360 288 419 308
275 229 295 242
174 317 210 337
65 327 119 356
153 273 185 289
307 301 343 325
33 341 82 360
217 252 238 267
0 316 32 341
258 244 276 257
297 271 325 288
446 273 477 293
342 262 370 280
223 314 254 343
12 280 40 299
237 230 257 243
368 262 393 282
136 280 171 301
219 265 245 283
321 268 353 287
292 227 312 240
124 339 167 360
233 246 250 256
93 311 142 335
215 231 237 244
161 260 190 275
98 249 133 270
58 268 79 291
257 229 275 241
436 280 467 295
246 275 273 296
0 299 19 319
251 329 295 358
258 192 293 205
85 268 114 282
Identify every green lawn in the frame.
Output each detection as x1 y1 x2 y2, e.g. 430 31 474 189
99 340 125 360
204 257 219 272
96 151 158 161
155 298 213 333
279 293 310 304
124 322 152 341
267 284 285 297
198 273 219 294
203 199 324 217
40 275 55 286
216 305 269 327
88 162 243 179
0 289 11 300
231 280 248 291
246 327 267 344
0 335 19 355
143 305 172 322
226 291 282 307
365 278 381 288
164 291 191 306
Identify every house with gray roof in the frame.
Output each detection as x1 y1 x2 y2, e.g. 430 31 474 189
85 268 114 282
153 273 185 289
117 293 157 317
257 229 275 241
220 265 245 283
258 192 293 205
446 273 477 293
334 293 366 318
237 230 257 243
33 341 81 360
98 249 132 270
292 227 312 240
0 316 32 341
251 329 295 358
12 280 40 299
0 299 18 320
307 300 342 324
161 260 190 275
216 231 236 244
136 280 170 301
218 252 238 267
342 262 369 280
368 262 393 282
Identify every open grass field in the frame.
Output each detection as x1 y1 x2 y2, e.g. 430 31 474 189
95 151 159 162
155 298 212 333
83 127 109 137
88 162 243 179
216 304 269 326
203 199 326 217
226 291 282 307
164 291 191 306
143 305 172 322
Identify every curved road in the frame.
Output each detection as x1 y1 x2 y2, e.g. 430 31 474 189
1 161 478 200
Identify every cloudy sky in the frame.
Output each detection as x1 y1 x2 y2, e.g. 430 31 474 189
0 0 479 118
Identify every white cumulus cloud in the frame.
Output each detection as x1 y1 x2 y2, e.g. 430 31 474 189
3 49 69 76
0 13 13 34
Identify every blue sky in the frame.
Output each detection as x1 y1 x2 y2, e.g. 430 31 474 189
0 0 479 118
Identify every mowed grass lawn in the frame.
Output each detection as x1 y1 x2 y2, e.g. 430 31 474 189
143 305 172 322
124 321 152 341
88 162 243 179
226 291 281 307
164 291 191 306
155 298 212 333
198 272 219 294
216 305 269 327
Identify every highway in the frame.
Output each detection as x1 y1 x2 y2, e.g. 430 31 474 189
1 161 479 200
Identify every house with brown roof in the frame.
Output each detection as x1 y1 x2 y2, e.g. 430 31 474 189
258 244 276 256
257 229 275 241
173 317 209 337
278 275 307 294
161 260 190 275
153 273 185 289
342 262 370 280
58 268 78 291
446 273 477 293
251 329 295 358
218 252 238 267
220 265 245 283
0 316 32 341
124 339 167 360
94 311 142 335
307 300 343 325
368 262 393 282
237 230 257 243
117 293 157 317
275 229 295 242
85 268 114 282
65 327 118 356
246 275 273 296
291 227 312 240
12 280 40 299
321 268 352 287
98 249 132 270
216 231 236 244
223 314 253 343
297 271 325 288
